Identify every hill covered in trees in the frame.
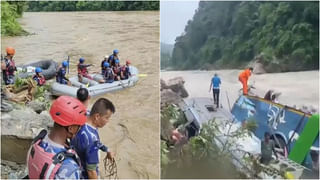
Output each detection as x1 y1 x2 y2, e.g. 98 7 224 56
26 1 159 11
170 1 319 72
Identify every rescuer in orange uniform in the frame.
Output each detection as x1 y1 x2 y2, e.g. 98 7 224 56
238 67 253 95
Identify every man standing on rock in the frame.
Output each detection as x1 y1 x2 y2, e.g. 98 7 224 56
209 73 221 108
238 67 253 95
1 47 17 85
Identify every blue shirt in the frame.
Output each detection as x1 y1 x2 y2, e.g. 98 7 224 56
71 123 106 179
56 67 67 84
212 76 221 89
38 135 81 179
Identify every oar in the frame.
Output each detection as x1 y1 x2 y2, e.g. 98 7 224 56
138 74 147 77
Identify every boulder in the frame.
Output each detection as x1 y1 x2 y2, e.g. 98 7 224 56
26 100 47 114
1 100 13 112
1 160 27 179
160 79 168 91
166 77 189 98
161 89 182 108
1 108 52 164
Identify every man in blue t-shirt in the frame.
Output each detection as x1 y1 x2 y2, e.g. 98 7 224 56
209 73 221 108
71 98 115 179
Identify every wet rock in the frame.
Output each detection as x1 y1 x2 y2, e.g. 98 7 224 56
26 100 46 114
252 61 266 74
248 56 266 74
1 100 13 112
160 79 168 91
166 77 189 98
161 89 182 108
1 160 27 179
1 108 52 164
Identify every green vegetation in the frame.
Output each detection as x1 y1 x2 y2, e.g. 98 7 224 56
170 1 319 72
26 1 159 11
160 102 261 178
1 1 28 36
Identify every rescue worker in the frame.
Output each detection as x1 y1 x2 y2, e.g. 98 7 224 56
56 61 71 85
238 67 253 95
71 98 115 179
26 96 87 179
108 49 119 67
77 87 91 116
103 62 114 83
113 59 123 81
260 132 278 165
1 47 17 85
101 55 109 75
209 73 221 108
32 67 46 86
77 57 93 82
121 60 131 80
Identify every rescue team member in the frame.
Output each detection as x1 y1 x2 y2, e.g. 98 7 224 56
121 60 131 80
209 73 221 108
76 87 91 116
26 96 87 179
77 57 93 82
103 62 115 83
113 59 124 81
238 67 253 95
1 47 17 85
56 61 71 85
32 67 46 86
71 98 115 179
101 55 109 75
108 49 119 67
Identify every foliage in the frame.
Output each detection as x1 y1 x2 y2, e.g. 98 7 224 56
170 1 319 72
13 76 28 89
1 1 28 36
26 1 159 11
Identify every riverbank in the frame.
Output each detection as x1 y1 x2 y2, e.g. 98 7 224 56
161 70 319 111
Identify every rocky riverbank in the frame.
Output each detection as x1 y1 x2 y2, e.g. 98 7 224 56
1 97 53 179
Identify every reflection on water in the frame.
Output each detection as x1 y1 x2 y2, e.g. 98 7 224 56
2 11 160 179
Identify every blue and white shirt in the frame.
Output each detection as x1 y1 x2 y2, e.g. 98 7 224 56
39 135 82 179
71 123 107 179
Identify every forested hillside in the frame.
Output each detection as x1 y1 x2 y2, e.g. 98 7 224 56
26 1 159 11
170 1 319 72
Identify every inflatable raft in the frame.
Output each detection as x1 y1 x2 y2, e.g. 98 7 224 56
51 66 139 97
16 60 58 80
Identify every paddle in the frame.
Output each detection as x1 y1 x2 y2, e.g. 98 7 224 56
138 74 147 77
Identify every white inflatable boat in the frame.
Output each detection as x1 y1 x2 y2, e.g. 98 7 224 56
51 66 139 97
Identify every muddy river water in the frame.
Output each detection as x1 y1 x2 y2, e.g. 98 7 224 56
2 11 160 179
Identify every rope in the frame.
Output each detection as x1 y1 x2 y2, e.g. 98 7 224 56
103 157 118 180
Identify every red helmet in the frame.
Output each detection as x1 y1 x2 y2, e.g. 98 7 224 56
6 47 15 55
126 60 131 65
49 96 87 126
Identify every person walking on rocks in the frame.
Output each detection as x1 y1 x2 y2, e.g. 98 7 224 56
26 96 87 179
209 73 221 108
238 67 253 95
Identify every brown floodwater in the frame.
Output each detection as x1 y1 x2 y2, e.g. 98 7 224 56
2 11 160 179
